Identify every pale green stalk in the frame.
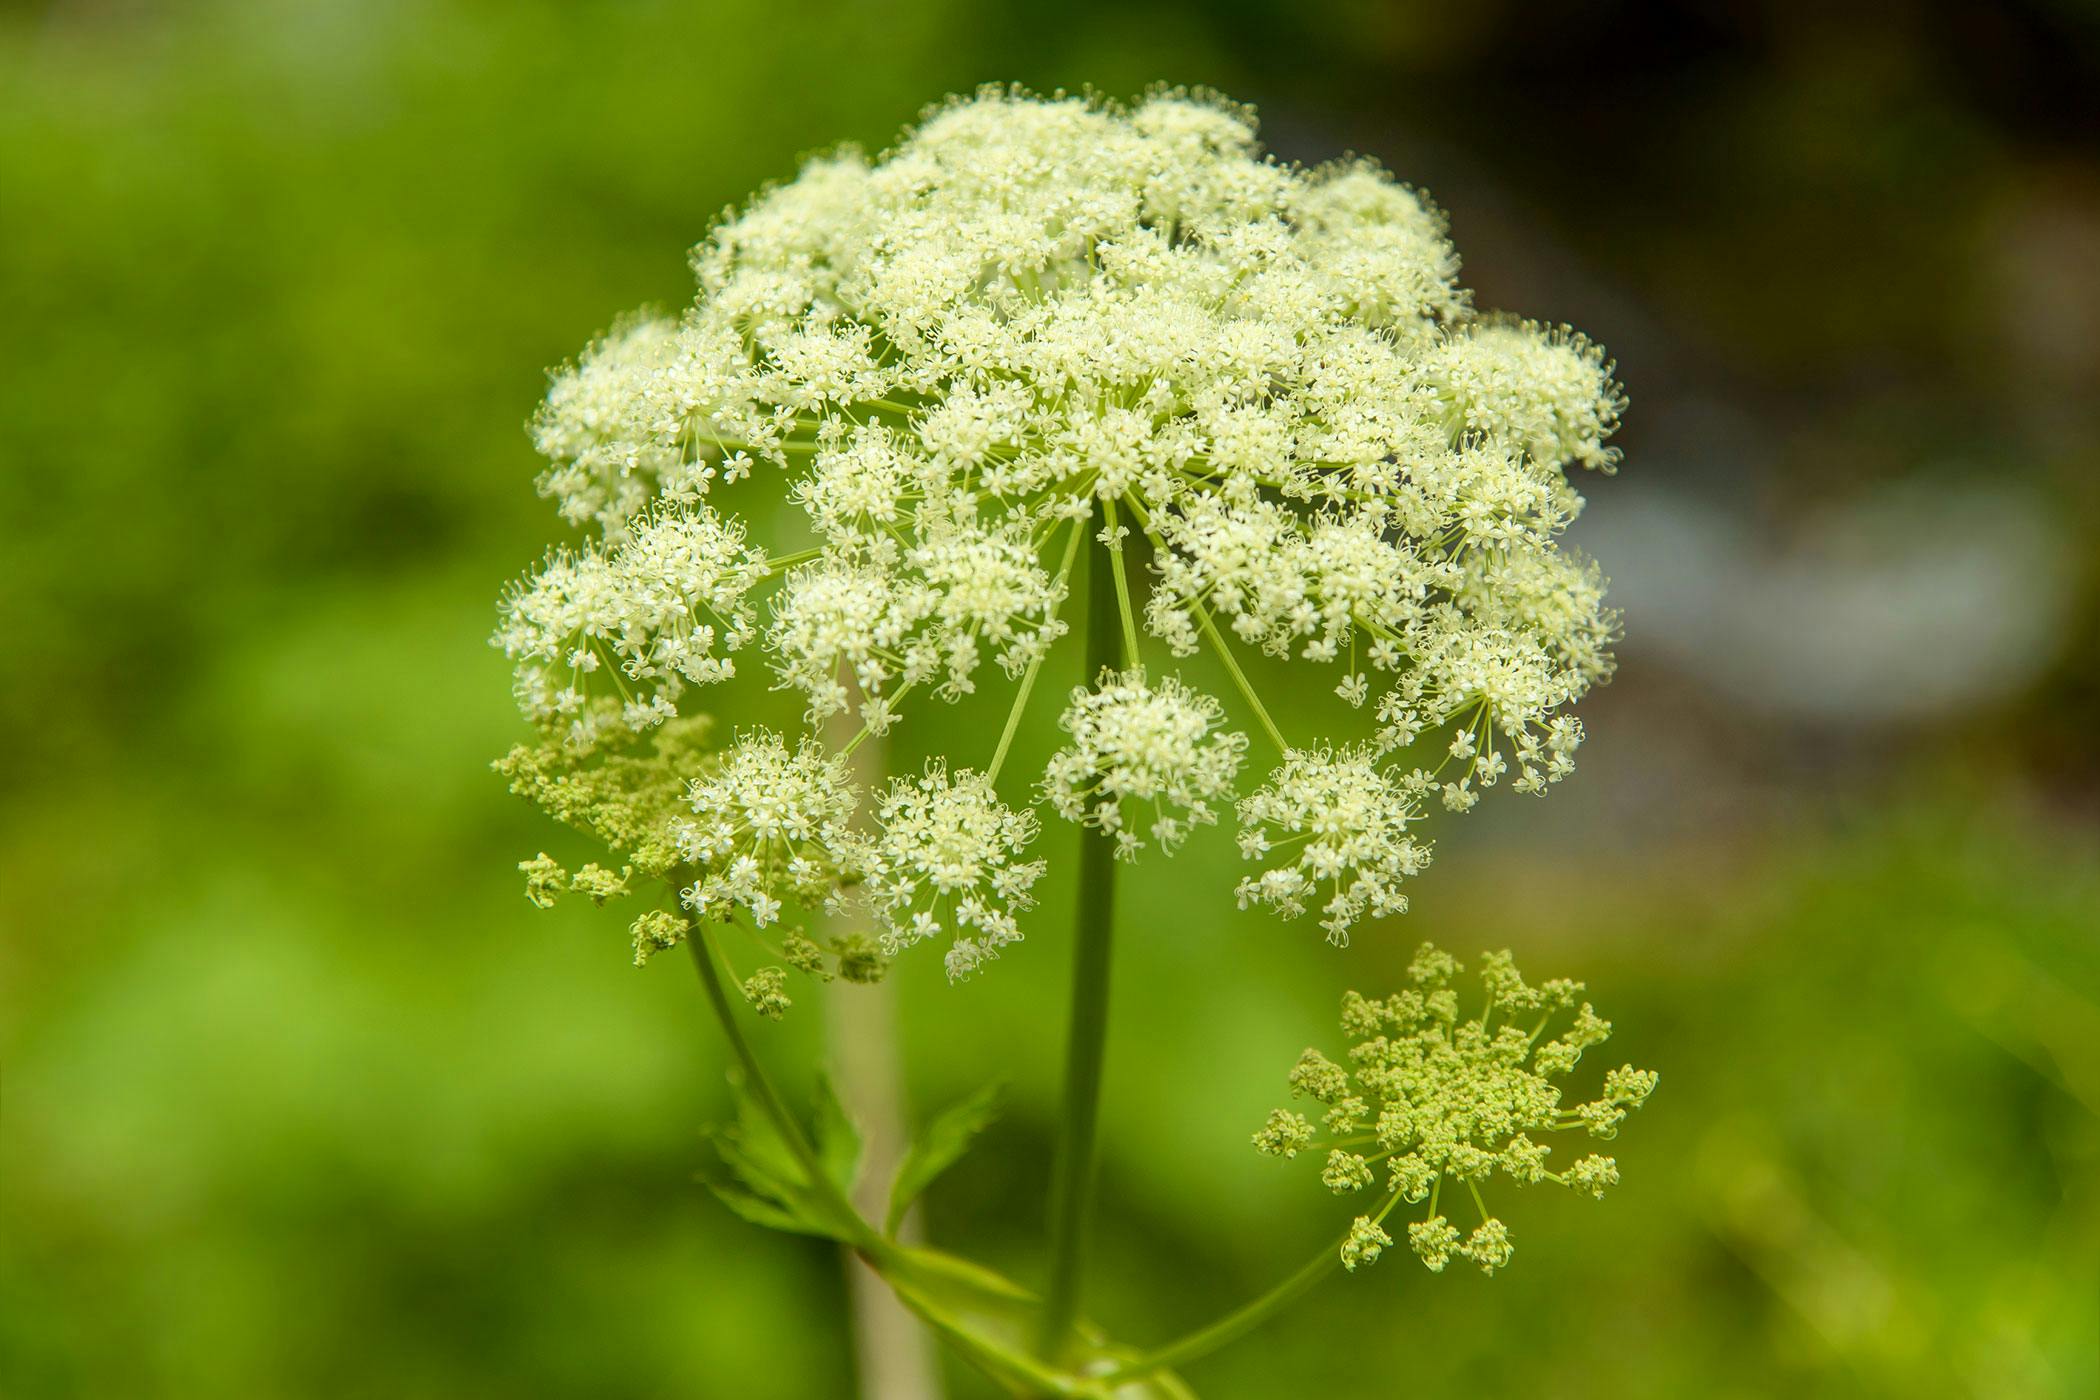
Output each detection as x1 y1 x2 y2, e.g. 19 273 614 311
988 516 1085 784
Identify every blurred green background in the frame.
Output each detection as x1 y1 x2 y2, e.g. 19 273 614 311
5 2 2098 1396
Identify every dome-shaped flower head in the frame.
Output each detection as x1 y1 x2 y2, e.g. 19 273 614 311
495 85 1627 966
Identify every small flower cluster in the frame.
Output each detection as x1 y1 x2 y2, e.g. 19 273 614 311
495 506 768 747
1043 669 1247 859
767 518 1071 731
863 763 1047 979
678 731 858 929
1234 745 1432 943
1254 943 1655 1275
496 86 1628 967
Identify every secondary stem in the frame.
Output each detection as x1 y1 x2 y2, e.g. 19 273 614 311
989 517 1085 785
1037 512 1123 1365
685 923 879 1251
1120 493 1288 754
1100 1224 1356 1383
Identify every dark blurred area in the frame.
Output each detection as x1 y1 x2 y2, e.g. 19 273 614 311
3 2 2096 1397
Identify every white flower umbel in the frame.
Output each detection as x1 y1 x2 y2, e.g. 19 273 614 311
678 730 857 928
867 763 1047 980
496 86 1628 962
494 91 1651 1388
1043 668 1247 859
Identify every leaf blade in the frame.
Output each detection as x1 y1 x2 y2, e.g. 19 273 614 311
887 1082 1003 1235
811 1072 865 1197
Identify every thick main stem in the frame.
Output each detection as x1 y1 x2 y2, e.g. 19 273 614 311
830 977 944 1399
1037 519 1123 1364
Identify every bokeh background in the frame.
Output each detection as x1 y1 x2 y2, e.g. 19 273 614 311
5 2 2098 1396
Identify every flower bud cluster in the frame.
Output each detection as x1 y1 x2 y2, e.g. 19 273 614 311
1254 943 1655 1275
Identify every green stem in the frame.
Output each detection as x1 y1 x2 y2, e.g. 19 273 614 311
761 545 825 576
1102 497 1141 667
1100 1233 1345 1383
1106 1190 1404 1384
1189 595 1289 754
889 1279 1103 1400
1120 494 1287 754
1037 517 1123 1365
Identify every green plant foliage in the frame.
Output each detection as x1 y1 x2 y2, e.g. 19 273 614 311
890 1084 1006 1235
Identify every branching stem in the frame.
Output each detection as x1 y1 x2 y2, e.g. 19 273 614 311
1120 493 1289 754
687 920 1126 1396
1102 496 1141 667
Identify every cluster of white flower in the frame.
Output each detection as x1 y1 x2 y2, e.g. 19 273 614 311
1419 321 1622 474
1043 669 1247 858
495 506 768 746
1235 746 1433 943
498 86 1626 966
678 731 857 928
529 316 691 533
864 763 1047 980
1144 497 1446 669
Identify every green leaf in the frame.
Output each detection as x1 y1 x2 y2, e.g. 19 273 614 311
703 1071 858 1245
702 1182 835 1240
887 1082 1003 1234
811 1072 864 1196
708 1128 793 1203
711 1071 804 1199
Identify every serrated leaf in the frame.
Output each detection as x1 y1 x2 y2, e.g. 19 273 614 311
720 1071 805 1187
702 1071 862 1244
707 1127 796 1204
708 1073 807 1209
811 1072 864 1196
703 1182 836 1240
887 1082 1003 1234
